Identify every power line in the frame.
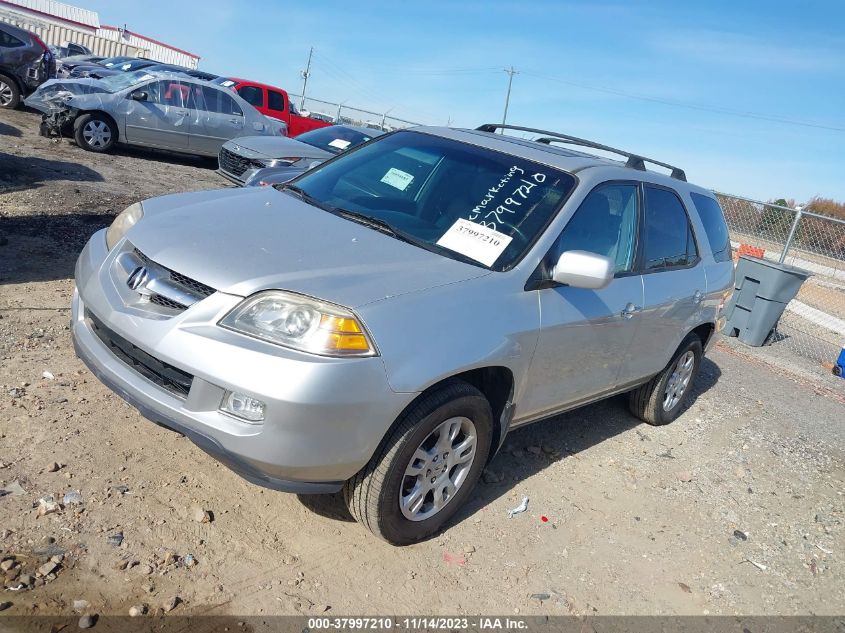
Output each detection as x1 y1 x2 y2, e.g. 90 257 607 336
521 70 845 133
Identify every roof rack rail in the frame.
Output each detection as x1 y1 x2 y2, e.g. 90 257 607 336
475 123 686 182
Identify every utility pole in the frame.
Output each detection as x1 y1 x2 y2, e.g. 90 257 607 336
501 66 518 133
299 47 313 111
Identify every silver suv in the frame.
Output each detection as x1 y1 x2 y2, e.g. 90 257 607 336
72 124 734 544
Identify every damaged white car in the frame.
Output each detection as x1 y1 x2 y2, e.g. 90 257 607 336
25 70 285 155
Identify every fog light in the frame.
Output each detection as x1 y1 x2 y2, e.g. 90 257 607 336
220 390 265 423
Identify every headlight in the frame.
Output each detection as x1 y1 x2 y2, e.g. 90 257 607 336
219 290 377 357
105 202 144 251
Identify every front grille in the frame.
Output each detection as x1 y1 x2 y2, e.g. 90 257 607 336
149 294 186 310
132 248 215 311
219 147 261 178
87 310 193 399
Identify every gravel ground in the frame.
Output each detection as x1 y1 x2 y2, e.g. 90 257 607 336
1 106 843 618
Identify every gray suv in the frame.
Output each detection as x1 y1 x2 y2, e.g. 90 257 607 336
72 124 734 544
0 22 55 109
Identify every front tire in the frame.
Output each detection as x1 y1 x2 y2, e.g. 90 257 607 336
0 74 21 109
344 381 493 545
629 334 703 426
73 113 117 152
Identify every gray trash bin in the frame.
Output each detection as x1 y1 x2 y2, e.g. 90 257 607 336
724 255 810 347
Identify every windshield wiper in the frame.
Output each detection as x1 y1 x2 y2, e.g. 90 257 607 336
279 187 485 268
278 183 338 214
335 209 484 268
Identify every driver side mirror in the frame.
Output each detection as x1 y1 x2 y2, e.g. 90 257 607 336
552 250 614 289
130 90 148 101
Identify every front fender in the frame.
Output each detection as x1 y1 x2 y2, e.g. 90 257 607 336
358 274 539 399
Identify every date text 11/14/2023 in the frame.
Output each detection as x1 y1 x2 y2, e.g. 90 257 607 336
307 617 529 630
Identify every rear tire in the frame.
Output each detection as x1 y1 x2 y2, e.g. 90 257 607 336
0 74 21 109
629 334 703 426
344 381 493 545
73 113 117 152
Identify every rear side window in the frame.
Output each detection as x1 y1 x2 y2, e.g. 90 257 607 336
268 90 285 112
689 192 732 263
196 85 243 116
0 29 25 48
641 186 698 270
237 85 264 108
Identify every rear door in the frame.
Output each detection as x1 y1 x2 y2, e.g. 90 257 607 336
187 84 245 155
123 80 191 150
520 182 645 418
623 184 707 385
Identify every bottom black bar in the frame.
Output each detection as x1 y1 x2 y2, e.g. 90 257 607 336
0 616 843 633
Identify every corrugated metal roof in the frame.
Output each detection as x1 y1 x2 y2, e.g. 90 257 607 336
0 0 99 28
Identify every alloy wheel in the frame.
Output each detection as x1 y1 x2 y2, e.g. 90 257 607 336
0 81 13 107
663 350 695 411
399 416 477 522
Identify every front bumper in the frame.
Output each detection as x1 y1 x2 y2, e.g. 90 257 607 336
72 231 416 492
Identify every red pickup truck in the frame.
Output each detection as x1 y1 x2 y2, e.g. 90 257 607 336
214 77 332 137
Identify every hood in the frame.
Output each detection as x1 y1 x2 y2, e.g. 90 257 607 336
224 135 330 161
24 78 111 114
126 187 489 308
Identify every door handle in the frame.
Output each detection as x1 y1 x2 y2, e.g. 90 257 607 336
622 303 641 319
693 290 704 304
229 118 242 125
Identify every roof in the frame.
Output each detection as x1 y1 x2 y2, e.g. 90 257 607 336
0 0 99 29
414 126 708 192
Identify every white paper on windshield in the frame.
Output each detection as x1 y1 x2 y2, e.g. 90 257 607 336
436 219 513 267
380 167 414 191
328 138 351 150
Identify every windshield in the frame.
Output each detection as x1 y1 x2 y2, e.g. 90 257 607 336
97 70 155 93
288 131 576 270
296 126 377 154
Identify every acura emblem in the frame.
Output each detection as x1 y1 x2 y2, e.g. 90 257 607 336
127 266 150 291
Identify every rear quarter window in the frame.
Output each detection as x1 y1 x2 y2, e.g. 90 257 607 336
0 29 25 47
689 192 732 263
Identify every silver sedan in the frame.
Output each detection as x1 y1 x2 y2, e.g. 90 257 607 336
218 124 382 185
25 70 285 155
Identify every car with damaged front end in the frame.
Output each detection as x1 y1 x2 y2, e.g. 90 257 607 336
25 70 285 155
72 125 733 545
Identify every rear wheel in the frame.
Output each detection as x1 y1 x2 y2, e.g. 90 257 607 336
629 334 703 426
73 113 117 152
0 74 20 109
344 381 493 545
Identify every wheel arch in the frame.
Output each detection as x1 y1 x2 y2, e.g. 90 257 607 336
689 321 715 349
0 70 23 93
387 366 515 465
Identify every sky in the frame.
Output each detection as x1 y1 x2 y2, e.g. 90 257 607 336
80 0 845 202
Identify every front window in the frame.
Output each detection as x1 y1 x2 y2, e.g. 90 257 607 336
555 183 639 273
295 126 376 154
285 131 576 270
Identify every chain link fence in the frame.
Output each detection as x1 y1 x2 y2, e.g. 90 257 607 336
288 94 422 132
716 192 845 368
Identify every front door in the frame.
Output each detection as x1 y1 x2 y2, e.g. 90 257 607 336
520 182 644 420
123 80 191 150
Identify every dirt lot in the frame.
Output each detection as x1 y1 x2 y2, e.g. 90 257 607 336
1 106 844 618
